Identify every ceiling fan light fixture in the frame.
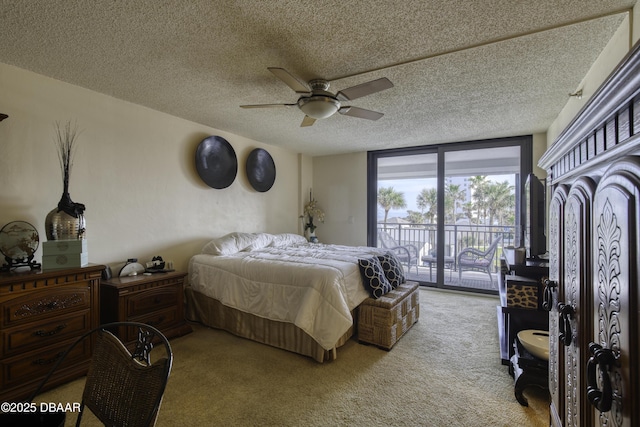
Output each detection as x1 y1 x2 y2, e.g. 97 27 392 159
297 96 341 119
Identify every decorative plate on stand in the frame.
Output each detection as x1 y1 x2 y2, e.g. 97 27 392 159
118 261 146 277
0 221 41 270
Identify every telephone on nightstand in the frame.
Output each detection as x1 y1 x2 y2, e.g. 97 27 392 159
145 256 175 273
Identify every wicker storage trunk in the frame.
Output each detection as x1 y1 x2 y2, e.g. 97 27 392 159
358 281 419 350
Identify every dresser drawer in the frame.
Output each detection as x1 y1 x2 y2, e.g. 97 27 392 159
0 337 91 390
1 285 91 328
1 310 91 357
126 286 179 317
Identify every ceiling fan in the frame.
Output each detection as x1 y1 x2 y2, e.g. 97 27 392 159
240 68 393 127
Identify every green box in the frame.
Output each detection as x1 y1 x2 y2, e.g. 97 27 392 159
42 239 87 256
42 252 88 270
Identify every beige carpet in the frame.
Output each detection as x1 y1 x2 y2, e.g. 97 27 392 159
38 287 549 426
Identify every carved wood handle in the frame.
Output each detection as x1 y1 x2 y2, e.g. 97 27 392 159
33 323 68 337
586 342 616 413
32 351 64 366
542 279 557 311
557 302 574 346
147 316 165 326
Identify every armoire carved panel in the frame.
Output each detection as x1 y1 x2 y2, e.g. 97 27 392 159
548 185 568 425
590 160 640 427
540 40 640 427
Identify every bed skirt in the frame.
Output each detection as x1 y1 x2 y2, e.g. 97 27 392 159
184 287 354 363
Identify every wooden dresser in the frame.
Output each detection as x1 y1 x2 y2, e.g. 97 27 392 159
100 271 192 346
539 41 640 426
0 264 104 402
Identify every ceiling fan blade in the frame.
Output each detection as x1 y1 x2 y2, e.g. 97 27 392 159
338 106 384 121
268 68 310 94
336 77 393 101
240 103 296 108
301 115 316 127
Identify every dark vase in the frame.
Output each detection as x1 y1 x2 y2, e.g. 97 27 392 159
45 191 86 240
46 121 85 240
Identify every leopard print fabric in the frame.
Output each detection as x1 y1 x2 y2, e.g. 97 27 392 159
507 283 538 308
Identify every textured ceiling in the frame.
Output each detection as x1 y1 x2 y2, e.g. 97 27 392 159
0 1 635 156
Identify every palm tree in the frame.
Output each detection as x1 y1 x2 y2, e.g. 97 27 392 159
486 180 514 242
417 187 437 252
445 183 465 223
406 210 425 225
462 201 475 223
469 175 490 225
486 180 514 227
377 187 406 229
416 188 437 224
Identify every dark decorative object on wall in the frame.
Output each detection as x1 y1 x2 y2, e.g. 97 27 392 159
0 220 41 271
195 136 238 189
0 113 8 122
45 121 86 240
246 148 276 192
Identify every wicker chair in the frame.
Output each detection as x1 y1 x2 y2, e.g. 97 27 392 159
27 322 173 427
378 231 419 274
457 236 502 286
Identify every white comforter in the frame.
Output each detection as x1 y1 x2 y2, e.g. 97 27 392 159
189 242 385 350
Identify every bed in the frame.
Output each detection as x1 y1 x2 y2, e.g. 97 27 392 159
185 232 399 362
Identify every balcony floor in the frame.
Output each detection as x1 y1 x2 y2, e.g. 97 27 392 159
405 264 499 292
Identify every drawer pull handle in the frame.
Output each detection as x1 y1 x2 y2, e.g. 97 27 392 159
557 303 574 346
32 351 64 366
34 323 68 337
586 343 616 413
542 279 557 311
148 316 165 326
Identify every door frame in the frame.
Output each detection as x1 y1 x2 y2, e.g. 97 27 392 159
367 135 533 290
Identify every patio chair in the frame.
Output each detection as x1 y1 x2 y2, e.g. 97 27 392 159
22 322 173 427
379 231 419 274
457 236 502 287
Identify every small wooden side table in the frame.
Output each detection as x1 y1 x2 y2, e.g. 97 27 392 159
101 270 192 345
509 338 549 406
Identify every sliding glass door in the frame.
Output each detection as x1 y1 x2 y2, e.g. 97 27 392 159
368 136 531 294
375 151 439 282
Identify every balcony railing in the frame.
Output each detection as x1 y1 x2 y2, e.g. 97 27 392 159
377 222 518 287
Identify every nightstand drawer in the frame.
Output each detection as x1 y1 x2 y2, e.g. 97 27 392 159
1 311 91 357
126 307 179 342
126 286 179 317
0 337 91 390
1 285 91 328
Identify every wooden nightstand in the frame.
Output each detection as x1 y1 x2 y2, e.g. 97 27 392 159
100 271 192 345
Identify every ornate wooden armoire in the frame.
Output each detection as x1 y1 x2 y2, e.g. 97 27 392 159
539 41 640 427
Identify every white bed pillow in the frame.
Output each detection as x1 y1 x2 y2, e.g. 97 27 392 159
243 233 274 251
269 233 307 248
202 232 260 255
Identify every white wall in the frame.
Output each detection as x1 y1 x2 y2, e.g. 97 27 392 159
297 153 314 234
312 152 368 246
547 6 638 147
0 63 303 273
532 133 547 179
314 135 548 247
